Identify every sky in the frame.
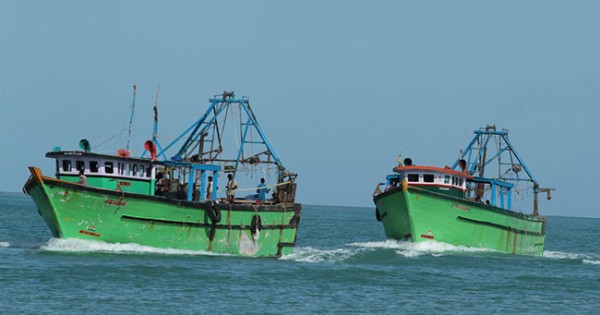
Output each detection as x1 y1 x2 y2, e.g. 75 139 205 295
1 1 599 218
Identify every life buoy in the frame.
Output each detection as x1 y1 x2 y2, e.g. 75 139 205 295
206 200 221 224
375 207 381 221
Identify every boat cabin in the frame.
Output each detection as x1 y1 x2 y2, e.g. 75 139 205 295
385 165 516 209
387 165 472 198
46 151 159 195
46 150 224 202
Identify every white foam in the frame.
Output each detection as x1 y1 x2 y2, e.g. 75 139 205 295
349 240 409 250
281 246 357 263
583 259 600 265
543 250 581 260
412 240 494 253
40 238 231 257
350 239 494 257
0 242 9 248
543 250 600 264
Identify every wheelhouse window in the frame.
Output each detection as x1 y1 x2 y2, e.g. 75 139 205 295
62 160 72 172
407 174 419 182
90 161 99 173
105 162 114 174
76 160 85 172
423 174 434 183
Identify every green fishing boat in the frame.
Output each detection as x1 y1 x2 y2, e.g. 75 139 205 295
24 90 300 258
373 126 553 255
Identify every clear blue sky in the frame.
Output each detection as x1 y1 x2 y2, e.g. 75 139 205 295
1 1 599 217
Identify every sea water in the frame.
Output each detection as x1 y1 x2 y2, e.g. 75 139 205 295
1 192 599 314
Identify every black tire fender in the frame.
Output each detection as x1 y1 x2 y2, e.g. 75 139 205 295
250 214 261 235
206 200 221 224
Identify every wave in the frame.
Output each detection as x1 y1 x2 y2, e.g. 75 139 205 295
281 246 359 263
30 239 600 265
543 250 600 265
283 240 496 263
350 240 495 258
40 238 232 257
0 242 9 248
583 260 600 265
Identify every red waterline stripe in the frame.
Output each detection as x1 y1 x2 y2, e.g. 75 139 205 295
79 230 100 237
420 234 434 239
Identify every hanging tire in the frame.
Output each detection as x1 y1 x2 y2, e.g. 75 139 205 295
206 200 221 224
375 207 381 221
288 214 299 227
207 225 216 241
250 214 262 236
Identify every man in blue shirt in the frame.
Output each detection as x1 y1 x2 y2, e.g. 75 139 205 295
257 178 269 202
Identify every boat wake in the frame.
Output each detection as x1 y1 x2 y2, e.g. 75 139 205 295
350 240 495 257
283 240 495 263
280 246 360 263
543 250 600 265
0 241 9 248
40 238 232 257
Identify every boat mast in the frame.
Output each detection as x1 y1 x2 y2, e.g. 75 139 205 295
126 85 137 153
141 85 167 160
152 85 160 144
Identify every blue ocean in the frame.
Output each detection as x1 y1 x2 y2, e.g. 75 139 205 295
1 192 599 314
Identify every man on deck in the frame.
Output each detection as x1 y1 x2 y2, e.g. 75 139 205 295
226 174 237 202
257 177 270 203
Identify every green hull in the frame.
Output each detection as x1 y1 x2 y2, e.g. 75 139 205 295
24 173 301 258
374 185 546 256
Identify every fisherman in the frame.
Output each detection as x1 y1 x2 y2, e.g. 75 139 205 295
226 174 237 202
256 177 270 203
206 176 214 200
78 169 88 186
155 171 170 196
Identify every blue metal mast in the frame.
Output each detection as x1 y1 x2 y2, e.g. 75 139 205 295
159 91 289 183
451 125 552 214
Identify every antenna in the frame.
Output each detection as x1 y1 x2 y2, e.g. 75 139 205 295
153 84 160 143
141 84 167 160
126 85 137 153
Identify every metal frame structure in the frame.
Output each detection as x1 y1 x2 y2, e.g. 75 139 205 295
141 91 295 203
158 91 287 181
451 125 552 214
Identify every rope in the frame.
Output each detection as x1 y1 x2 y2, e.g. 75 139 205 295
93 127 128 149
